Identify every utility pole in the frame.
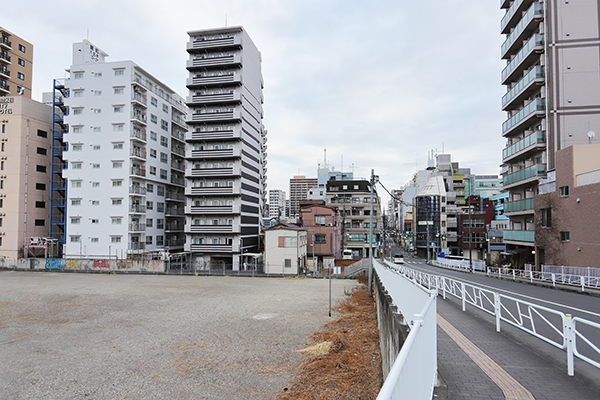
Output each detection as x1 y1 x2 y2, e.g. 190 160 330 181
368 169 378 294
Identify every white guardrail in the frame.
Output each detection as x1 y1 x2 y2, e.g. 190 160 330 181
375 261 437 400
386 262 600 377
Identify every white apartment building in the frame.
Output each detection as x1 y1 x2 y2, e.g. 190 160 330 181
268 189 286 219
60 40 187 259
185 27 266 270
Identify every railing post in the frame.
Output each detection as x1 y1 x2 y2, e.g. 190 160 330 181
530 270 534 283
461 282 466 312
564 314 575 376
443 277 447 300
581 276 585 292
494 293 501 332
499 269 501 279
513 269 516 281
552 273 556 287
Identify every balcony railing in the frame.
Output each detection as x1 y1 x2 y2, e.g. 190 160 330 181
128 242 146 251
128 223 146 232
0 53 11 63
501 34 544 84
132 92 147 106
503 163 546 186
501 2 544 59
504 198 535 213
129 204 147 213
129 186 147 195
186 72 242 88
501 0 526 33
130 127 147 142
502 98 545 134
130 148 147 159
502 66 544 109
130 166 146 177
0 36 11 49
131 110 147 124
503 131 546 161
0 66 9 77
503 230 535 243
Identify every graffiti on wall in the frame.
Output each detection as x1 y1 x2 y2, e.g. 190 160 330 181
92 259 110 269
45 258 65 270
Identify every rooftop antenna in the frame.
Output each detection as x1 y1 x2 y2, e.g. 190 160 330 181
323 147 327 169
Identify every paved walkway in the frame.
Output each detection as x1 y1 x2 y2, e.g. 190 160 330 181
436 299 600 400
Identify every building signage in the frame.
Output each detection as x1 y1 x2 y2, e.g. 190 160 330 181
0 97 14 114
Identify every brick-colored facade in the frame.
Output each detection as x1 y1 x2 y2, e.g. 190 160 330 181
299 203 342 263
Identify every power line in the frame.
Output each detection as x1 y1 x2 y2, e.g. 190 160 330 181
377 180 413 208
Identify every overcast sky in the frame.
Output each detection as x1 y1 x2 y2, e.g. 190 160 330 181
5 0 506 205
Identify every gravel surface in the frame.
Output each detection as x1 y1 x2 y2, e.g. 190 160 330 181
0 271 358 400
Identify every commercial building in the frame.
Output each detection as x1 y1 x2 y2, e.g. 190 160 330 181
185 27 266 270
0 26 32 98
268 189 286 220
0 96 52 257
413 174 446 260
459 195 495 262
59 40 188 259
298 201 342 271
500 0 600 265
289 175 317 219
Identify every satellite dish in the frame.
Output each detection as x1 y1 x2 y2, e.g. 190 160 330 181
588 130 596 139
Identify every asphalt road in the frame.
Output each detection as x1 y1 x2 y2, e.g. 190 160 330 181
0 272 358 400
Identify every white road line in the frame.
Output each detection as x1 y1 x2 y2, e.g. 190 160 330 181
407 263 600 319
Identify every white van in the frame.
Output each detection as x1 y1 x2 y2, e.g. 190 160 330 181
342 249 353 260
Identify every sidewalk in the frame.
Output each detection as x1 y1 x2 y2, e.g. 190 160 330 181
436 298 600 400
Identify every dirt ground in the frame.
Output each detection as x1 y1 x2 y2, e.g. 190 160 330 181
274 279 383 400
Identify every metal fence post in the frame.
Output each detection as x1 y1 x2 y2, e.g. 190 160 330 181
513 270 516 281
461 282 466 312
564 314 575 376
494 293 501 332
443 277 447 300
581 276 585 292
530 270 533 283
552 273 556 287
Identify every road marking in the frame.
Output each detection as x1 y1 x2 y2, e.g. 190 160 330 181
438 314 535 400
406 263 600 319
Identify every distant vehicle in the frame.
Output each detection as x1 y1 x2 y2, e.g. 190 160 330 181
393 254 405 264
342 249 353 260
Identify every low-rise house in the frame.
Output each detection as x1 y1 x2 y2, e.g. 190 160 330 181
298 201 342 273
263 224 307 275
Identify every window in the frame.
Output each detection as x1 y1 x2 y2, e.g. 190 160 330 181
112 162 123 169
151 97 157 106
149 166 156 175
111 236 122 243
147 183 154 193
160 169 167 180
94 72 102 78
156 236 164 246
113 106 124 113
150 131 157 141
111 217 122 225
160 152 168 163
17 72 24 80
36 165 46 173
36 147 47 155
73 90 84 98
91 238 99 243
92 182 100 187
541 208 552 228
315 235 326 243
157 186 164 196
70 217 81 224
150 149 157 158
94 90 102 96
113 142 123 149
145 236 153 245
150 114 157 124
315 215 326 226
35 219 45 226
72 126 83 133
93 145 101 150
114 87 124 94
161 120 168 131
284 259 292 268
93 108 101 114
72 181 82 188
70 236 81 243
112 199 122 205
74 72 84 79
560 186 569 197
92 164 100 169
18 58 25 67
72 162 82 170
112 180 123 186
73 108 83 115
93 127 101 132
114 69 125 76
560 231 570 242
36 183 46 191
160 136 168 147
146 219 153 227
91 200 100 206
157 219 164 229
162 104 169 113
157 202 164 212
72 144 82 151
146 201 153 210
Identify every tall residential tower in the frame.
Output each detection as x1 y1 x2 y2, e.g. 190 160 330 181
185 27 266 270
0 26 33 98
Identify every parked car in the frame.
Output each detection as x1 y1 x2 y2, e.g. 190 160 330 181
393 254 405 264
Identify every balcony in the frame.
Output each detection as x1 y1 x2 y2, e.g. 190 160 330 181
187 127 241 141
165 224 184 232
166 192 185 202
503 163 546 188
501 34 544 85
130 166 146 177
171 115 187 129
0 52 11 64
172 146 185 157
186 91 242 105
186 166 241 178
131 110 147 125
502 98 545 136
501 2 544 59
186 54 242 70
187 109 241 124
131 92 147 107
171 176 185 186
129 204 147 213
165 207 184 216
0 36 11 50
501 0 533 33
0 66 9 79
187 148 241 159
186 72 242 88
185 243 233 253
128 242 146 251
504 198 535 214
503 131 546 162
129 185 147 195
128 223 146 232
0 81 9 94
185 224 237 234
130 147 147 160
186 186 235 196
130 127 147 142
187 35 242 52
185 205 235 215
503 230 535 243
170 160 185 172
502 66 544 111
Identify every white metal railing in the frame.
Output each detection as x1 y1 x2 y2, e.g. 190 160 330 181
386 262 600 376
433 257 486 272
375 262 437 400
487 265 600 292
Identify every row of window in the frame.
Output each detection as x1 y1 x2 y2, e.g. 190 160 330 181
73 69 125 79
69 235 165 246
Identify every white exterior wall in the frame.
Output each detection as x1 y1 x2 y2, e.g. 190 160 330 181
263 229 307 275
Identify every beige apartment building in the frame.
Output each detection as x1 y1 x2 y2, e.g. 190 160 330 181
0 96 53 258
0 26 33 98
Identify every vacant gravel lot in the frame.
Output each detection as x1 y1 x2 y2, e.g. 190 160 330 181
0 271 358 400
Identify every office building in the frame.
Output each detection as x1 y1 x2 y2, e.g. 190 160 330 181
0 96 52 257
0 26 32 98
185 27 266 270
289 175 317 219
59 40 188 259
500 0 600 265
268 189 286 220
